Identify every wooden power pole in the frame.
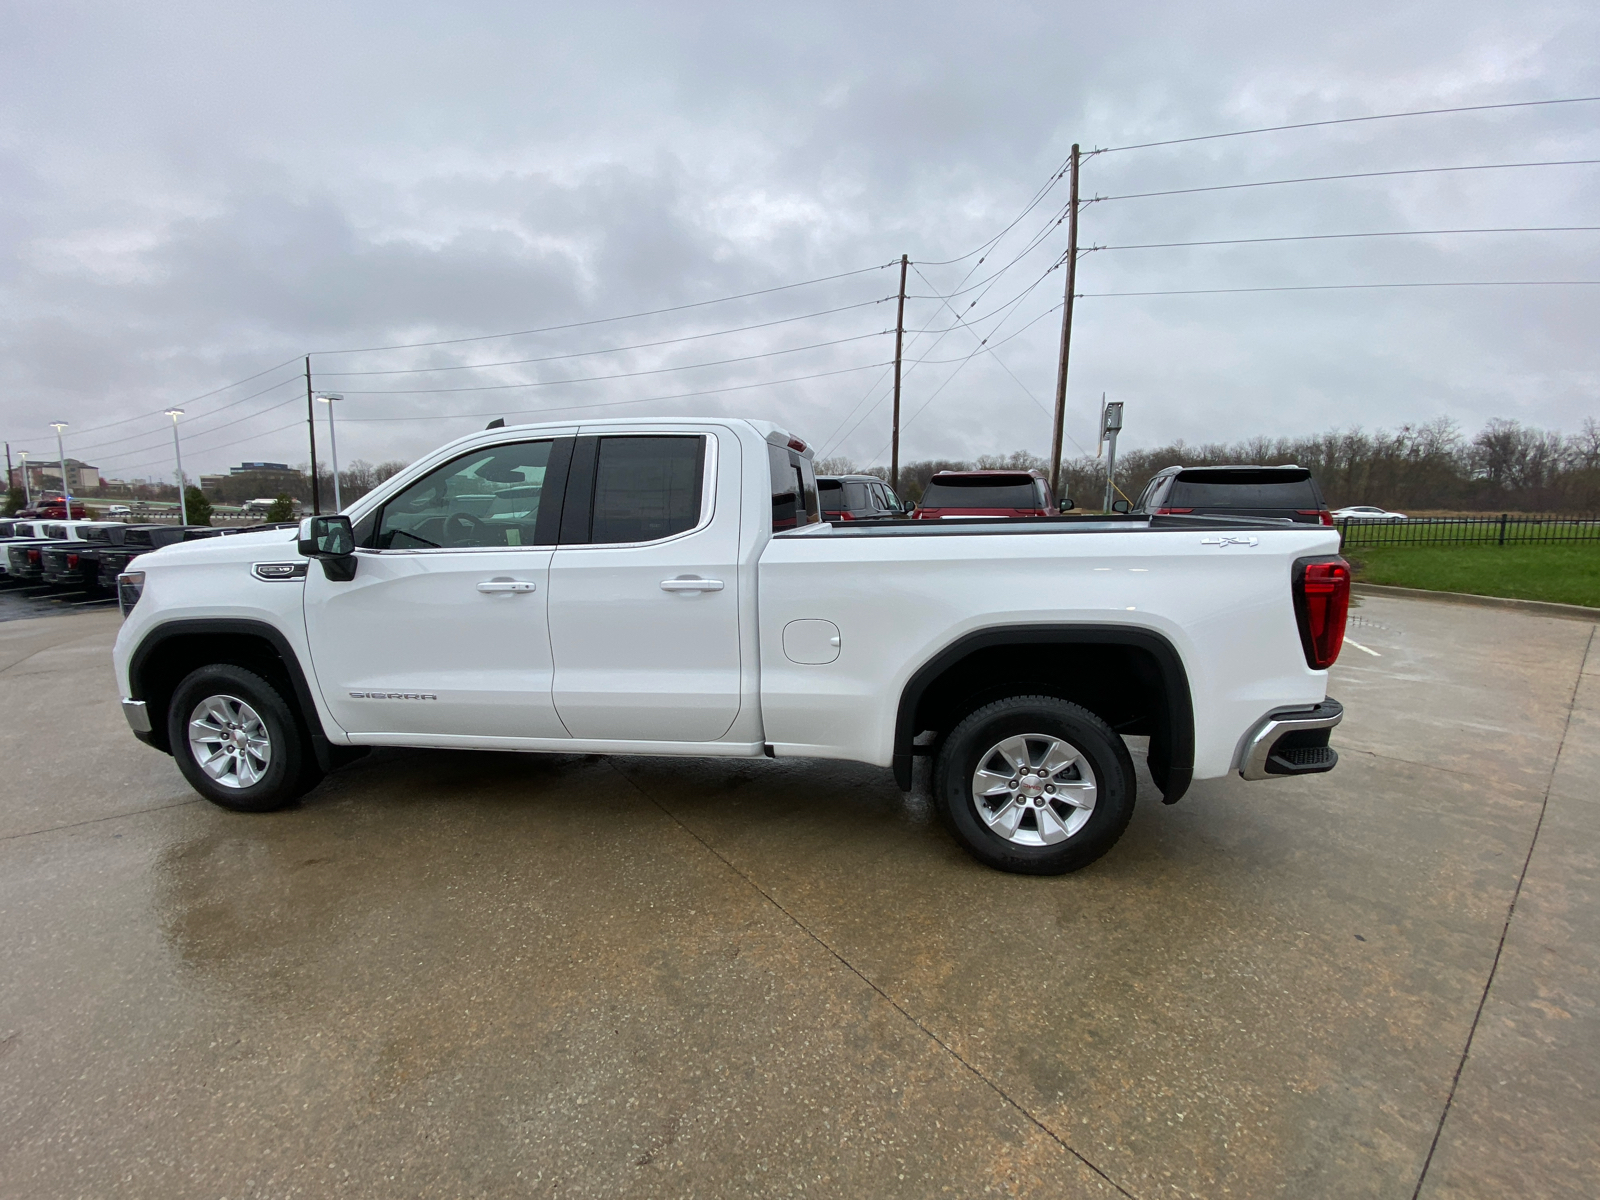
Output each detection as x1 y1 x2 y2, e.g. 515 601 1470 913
304 356 321 515
1048 144 1081 502
890 253 908 492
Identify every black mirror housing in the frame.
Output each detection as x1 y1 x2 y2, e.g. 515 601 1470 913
1112 499 1131 514
298 515 357 580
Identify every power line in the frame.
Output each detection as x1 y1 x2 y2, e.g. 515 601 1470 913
43 355 304 441
99 415 311 478
333 333 885 396
1081 280 1600 297
71 376 305 458
339 361 892 424
1099 226 1600 250
312 298 892 377
312 263 898 355
913 158 1072 267
90 395 307 467
1097 158 1600 203
1098 95 1600 154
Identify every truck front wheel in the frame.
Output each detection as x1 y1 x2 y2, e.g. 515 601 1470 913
933 695 1136 875
167 665 320 812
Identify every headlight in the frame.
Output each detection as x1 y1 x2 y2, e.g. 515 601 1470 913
117 570 145 618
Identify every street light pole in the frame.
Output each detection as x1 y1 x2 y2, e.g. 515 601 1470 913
317 393 344 511
18 451 30 509
49 422 71 521
164 409 188 525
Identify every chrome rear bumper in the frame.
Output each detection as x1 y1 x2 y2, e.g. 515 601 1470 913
1239 698 1343 780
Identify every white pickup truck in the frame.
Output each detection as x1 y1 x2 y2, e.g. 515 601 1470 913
113 418 1348 874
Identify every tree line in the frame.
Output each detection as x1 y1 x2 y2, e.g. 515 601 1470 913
820 418 1600 513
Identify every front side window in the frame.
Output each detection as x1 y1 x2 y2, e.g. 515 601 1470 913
376 440 553 549
589 436 703 544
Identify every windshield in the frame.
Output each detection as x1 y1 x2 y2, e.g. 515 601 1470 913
920 475 1040 509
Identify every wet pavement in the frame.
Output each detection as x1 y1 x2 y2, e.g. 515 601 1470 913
0 598 1595 1198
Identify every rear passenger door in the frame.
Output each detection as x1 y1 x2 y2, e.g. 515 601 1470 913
545 428 744 743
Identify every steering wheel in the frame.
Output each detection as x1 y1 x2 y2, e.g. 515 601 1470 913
441 510 487 546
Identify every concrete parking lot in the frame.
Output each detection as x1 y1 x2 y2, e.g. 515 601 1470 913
0 595 1594 1199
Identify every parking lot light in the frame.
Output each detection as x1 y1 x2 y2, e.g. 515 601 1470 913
163 409 188 526
49 422 71 521
316 393 344 511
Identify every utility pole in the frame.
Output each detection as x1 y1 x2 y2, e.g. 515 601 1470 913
890 253 908 492
4 443 11 502
1048 144 1081 501
304 356 321 515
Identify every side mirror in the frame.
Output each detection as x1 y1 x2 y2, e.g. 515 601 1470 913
1059 496 1073 512
1111 499 1131 514
298 515 357 581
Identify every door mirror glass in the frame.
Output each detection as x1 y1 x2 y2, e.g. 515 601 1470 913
299 515 355 558
1111 499 1131 514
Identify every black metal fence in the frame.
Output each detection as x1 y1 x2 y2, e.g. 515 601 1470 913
1339 514 1600 548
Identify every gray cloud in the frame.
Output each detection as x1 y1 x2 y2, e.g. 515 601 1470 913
1 0 1596 482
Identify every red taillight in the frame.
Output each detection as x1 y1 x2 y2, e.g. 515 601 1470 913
1299 509 1335 527
1293 557 1350 670
27 549 40 564
837 511 855 521
787 436 808 452
67 553 78 568
1156 507 1194 514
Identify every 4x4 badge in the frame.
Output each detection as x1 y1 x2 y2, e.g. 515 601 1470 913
1200 536 1258 547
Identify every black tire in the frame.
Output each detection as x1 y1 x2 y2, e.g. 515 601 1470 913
933 694 1136 875
167 664 321 812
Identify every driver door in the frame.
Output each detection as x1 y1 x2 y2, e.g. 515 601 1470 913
303 434 575 741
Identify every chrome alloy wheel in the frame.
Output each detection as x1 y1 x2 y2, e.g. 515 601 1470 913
187 694 273 789
970 734 1098 846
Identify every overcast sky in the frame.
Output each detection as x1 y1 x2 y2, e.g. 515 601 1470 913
2 0 1597 483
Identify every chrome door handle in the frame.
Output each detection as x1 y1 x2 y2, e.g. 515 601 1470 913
660 578 725 592
477 580 537 593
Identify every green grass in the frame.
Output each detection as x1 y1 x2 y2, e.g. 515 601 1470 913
1347 542 1600 608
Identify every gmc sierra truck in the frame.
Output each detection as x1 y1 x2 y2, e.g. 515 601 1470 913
112 418 1348 874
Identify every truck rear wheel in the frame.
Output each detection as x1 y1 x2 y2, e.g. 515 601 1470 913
168 664 320 812
933 695 1136 875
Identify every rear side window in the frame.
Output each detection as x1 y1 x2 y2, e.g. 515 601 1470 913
920 475 1039 509
1167 470 1319 509
770 446 820 532
590 436 704 544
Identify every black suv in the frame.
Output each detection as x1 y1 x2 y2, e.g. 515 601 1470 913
1132 465 1332 525
817 475 909 521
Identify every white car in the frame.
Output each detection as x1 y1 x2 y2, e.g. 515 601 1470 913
1331 505 1407 522
106 505 132 517
113 418 1349 875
